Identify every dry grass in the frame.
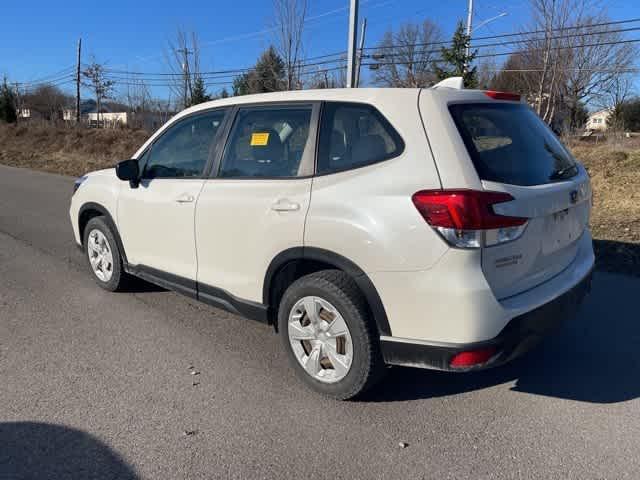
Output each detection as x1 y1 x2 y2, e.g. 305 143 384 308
572 144 640 244
570 141 640 276
0 123 149 177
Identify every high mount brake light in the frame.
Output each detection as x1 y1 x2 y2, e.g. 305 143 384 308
484 90 521 101
412 190 528 249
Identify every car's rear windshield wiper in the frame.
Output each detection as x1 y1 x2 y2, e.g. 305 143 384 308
549 164 578 181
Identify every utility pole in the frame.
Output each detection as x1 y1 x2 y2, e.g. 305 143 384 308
465 0 474 56
464 0 474 73
346 0 359 88
354 18 367 88
13 82 21 122
76 38 82 123
177 48 193 108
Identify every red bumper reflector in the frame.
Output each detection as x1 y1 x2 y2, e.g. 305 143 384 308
450 347 497 368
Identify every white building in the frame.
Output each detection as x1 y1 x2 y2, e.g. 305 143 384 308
84 108 167 131
585 109 611 131
18 108 43 120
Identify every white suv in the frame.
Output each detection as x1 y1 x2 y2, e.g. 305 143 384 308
70 79 594 399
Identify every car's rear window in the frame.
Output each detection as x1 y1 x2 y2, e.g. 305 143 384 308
449 103 577 186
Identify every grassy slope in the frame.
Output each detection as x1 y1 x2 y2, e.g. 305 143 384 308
572 144 640 275
0 123 149 177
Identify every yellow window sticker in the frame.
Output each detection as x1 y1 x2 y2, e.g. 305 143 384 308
250 132 270 146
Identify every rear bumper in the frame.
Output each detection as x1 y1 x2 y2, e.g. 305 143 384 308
380 267 593 371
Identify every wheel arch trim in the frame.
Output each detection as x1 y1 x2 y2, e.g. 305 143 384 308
263 247 392 336
78 202 129 265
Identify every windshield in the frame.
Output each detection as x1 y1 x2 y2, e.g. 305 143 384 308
449 102 577 186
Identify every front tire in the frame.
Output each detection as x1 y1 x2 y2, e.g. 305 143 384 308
83 216 129 292
278 270 385 400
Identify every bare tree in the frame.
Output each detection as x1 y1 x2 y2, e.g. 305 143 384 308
166 29 208 109
563 14 636 130
121 77 152 129
82 59 115 124
601 74 634 135
273 0 308 90
517 0 636 128
22 84 72 122
306 66 345 89
476 50 499 89
372 20 444 87
518 0 579 124
124 78 151 114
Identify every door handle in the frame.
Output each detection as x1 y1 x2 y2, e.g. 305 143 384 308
175 194 195 203
271 199 300 212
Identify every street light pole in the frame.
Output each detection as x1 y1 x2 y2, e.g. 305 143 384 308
346 0 359 88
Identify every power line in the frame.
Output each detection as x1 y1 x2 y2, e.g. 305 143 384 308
14 16 640 92
18 75 76 90
362 16 640 51
16 67 76 87
363 31 640 62
470 24 640 51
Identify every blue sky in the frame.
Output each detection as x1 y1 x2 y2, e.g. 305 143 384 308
2 0 637 99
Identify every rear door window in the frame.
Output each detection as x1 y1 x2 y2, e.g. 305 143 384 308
317 102 404 175
449 103 577 186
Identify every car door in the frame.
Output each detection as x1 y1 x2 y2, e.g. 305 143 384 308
117 108 229 288
195 103 318 303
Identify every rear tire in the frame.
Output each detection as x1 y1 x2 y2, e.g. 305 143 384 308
83 216 130 292
278 270 385 400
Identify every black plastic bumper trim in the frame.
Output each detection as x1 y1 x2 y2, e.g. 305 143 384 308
380 268 593 371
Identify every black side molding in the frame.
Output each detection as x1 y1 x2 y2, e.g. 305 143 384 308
126 264 197 299
125 264 269 324
198 283 269 323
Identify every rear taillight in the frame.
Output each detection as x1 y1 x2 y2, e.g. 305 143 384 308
412 190 528 249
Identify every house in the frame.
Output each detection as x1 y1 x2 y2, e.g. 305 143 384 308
80 101 169 131
18 108 44 120
586 109 611 131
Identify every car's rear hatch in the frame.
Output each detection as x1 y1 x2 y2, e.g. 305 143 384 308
426 94 591 300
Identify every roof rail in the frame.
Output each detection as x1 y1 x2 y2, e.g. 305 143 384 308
432 77 464 90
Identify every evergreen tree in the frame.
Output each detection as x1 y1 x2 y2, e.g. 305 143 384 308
232 73 250 96
619 98 640 132
434 21 478 88
232 46 286 96
0 78 17 123
251 46 286 93
189 76 211 106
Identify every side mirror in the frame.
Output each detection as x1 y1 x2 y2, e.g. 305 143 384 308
116 159 140 188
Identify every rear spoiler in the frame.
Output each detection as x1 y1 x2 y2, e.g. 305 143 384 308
432 77 464 90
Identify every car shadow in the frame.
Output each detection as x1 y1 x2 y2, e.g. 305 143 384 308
593 239 640 278
0 422 139 479
121 277 167 293
364 265 640 404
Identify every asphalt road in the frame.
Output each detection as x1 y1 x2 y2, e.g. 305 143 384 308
1 164 639 480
